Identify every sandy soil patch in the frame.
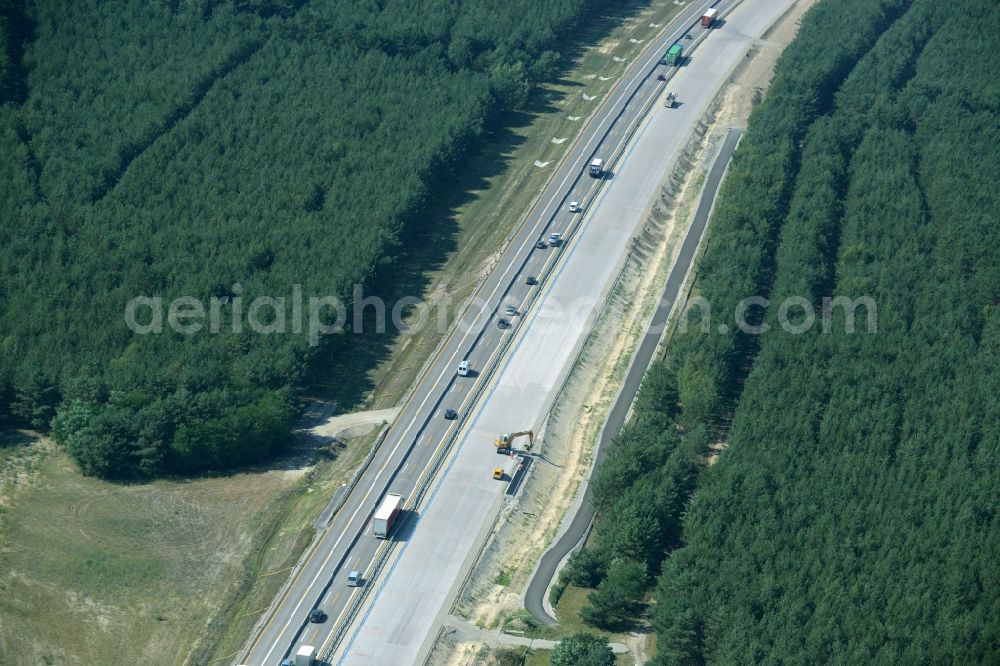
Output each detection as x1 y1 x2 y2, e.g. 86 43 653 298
309 406 398 440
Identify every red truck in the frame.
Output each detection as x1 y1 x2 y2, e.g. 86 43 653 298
702 8 717 27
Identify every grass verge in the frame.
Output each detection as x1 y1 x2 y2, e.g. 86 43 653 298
523 646 634 666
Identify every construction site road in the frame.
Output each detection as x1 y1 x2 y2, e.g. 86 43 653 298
332 1 798 664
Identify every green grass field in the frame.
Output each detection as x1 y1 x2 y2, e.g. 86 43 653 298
0 434 296 664
522 645 634 666
0 427 378 665
512 584 632 643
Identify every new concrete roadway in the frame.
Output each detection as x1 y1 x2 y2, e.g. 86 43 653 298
238 0 795 663
332 1 798 664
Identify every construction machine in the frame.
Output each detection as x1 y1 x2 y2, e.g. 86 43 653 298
493 466 504 480
494 430 534 455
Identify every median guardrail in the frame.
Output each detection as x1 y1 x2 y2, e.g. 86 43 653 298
318 3 739 662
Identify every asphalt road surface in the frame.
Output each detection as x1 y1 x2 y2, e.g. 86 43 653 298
332 2 798 664
523 127 743 627
238 1 792 663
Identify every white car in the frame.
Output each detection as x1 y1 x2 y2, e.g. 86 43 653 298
568 201 581 213
549 232 562 246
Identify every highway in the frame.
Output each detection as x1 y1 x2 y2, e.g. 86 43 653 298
333 2 800 663
238 1 786 663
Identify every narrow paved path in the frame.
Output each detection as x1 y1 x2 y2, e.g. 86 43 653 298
524 128 743 625
309 407 399 439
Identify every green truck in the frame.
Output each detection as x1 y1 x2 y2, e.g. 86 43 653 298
665 43 683 66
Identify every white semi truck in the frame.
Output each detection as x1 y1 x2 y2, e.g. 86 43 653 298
373 493 403 538
295 644 315 666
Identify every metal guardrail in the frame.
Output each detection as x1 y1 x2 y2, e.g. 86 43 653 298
241 3 744 664
237 423 390 662
319 169 578 661
319 5 735 662
315 424 389 529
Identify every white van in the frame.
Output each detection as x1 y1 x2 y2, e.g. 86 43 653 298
457 360 470 376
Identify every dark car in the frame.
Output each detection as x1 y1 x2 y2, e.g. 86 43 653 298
444 409 458 420
525 276 538 285
659 57 667 65
657 73 666 81
535 239 547 249
497 318 511 329
309 608 327 623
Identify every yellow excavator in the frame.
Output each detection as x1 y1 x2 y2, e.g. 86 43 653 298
494 430 534 455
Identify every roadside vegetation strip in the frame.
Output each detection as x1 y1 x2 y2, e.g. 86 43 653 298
528 127 743 627
314 424 390 529
555 0 1000 661
649 1 1000 661
261 566 295 578
210 650 240 663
